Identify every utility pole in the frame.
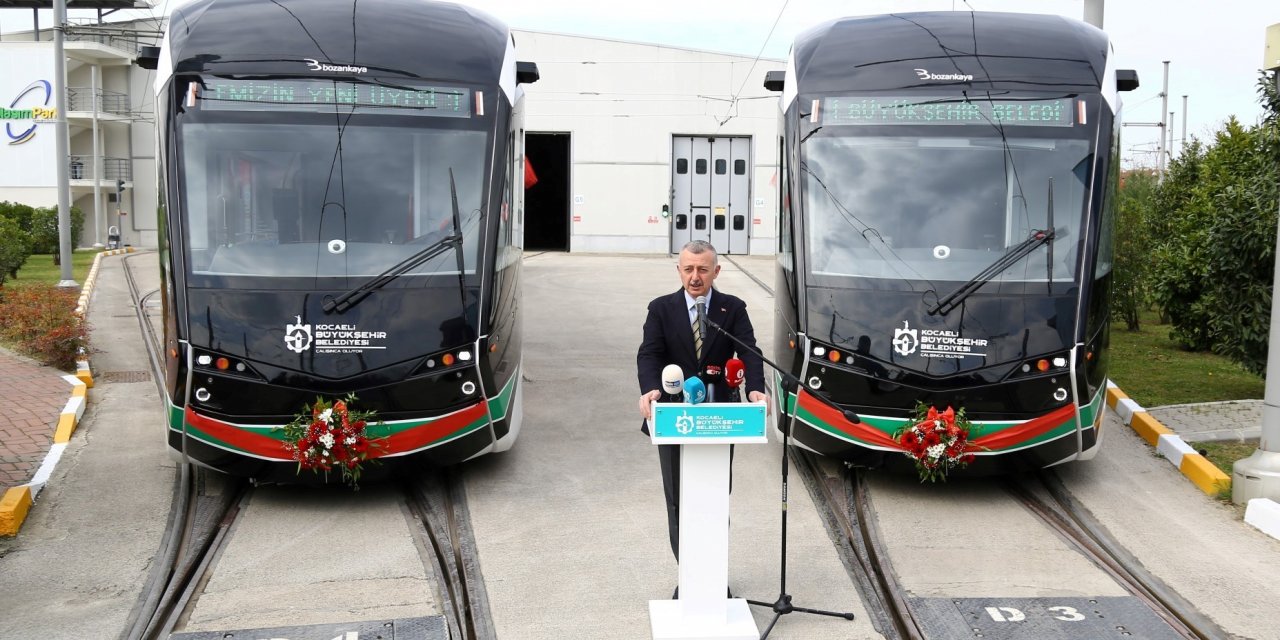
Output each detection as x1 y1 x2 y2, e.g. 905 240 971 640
1157 61 1169 180
1234 23 1280 505
53 0 76 287
1181 95 1188 152
1083 0 1104 28
1169 111 1175 164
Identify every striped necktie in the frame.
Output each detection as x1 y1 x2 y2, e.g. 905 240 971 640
692 302 704 360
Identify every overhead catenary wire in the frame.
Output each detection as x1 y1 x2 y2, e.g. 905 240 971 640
715 0 789 129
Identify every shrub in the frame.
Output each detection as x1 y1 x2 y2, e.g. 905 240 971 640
25 205 85 254
0 201 37 231
0 283 88 371
0 215 32 283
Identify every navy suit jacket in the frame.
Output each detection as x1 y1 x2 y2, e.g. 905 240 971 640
637 288 766 432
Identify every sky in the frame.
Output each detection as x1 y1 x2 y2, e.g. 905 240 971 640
4 0 1276 167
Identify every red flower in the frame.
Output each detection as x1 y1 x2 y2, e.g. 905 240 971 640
923 430 941 447
901 430 920 448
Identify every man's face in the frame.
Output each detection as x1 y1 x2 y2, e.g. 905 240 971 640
678 249 720 298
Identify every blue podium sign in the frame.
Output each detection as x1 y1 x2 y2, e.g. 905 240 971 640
650 402 768 444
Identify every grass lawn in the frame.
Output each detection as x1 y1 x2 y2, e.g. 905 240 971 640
7 249 102 287
1107 309 1264 408
1186 439 1258 481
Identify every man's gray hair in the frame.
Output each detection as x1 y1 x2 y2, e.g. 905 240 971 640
680 240 719 265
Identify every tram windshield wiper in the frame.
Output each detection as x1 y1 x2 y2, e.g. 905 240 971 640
323 168 466 314
927 228 1055 316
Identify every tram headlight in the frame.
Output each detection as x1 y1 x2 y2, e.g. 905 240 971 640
194 387 211 402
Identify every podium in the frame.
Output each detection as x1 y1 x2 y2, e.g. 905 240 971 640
648 402 767 640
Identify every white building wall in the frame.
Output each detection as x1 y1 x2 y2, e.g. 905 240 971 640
514 30 783 255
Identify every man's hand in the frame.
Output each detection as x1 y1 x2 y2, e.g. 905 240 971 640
748 390 770 415
639 389 662 419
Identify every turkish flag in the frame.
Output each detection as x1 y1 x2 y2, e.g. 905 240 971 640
524 158 539 189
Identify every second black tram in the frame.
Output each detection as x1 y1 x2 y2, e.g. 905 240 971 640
768 12 1139 472
141 0 538 480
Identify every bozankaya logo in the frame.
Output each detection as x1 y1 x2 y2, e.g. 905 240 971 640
303 58 368 74
914 68 974 83
3 80 56 145
284 315 313 353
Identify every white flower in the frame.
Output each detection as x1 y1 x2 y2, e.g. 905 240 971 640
345 436 357 445
318 408 333 423
319 433 335 449
926 443 946 460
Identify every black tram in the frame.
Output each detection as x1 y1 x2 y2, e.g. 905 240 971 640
139 0 537 479
766 12 1139 472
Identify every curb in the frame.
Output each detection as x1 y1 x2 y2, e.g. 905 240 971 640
1105 380 1232 496
0 375 86 536
1105 382 1280 541
0 248 127 536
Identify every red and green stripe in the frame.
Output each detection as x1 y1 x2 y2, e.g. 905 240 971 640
166 371 520 461
776 373 1106 455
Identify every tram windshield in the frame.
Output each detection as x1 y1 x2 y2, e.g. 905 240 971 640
802 131 1091 290
176 78 488 284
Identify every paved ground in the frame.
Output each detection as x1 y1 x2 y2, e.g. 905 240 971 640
0 348 72 491
1148 399 1263 444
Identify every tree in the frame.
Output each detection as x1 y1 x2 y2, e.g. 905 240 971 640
1113 170 1157 330
1146 72 1280 375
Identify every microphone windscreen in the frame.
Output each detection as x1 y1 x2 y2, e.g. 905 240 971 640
725 358 745 389
661 364 684 395
683 376 706 404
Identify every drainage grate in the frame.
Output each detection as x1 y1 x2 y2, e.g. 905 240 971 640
100 370 152 383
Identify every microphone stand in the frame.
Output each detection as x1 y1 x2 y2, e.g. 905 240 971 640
702 316 857 637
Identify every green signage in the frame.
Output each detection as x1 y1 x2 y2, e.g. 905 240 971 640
200 79 470 117
822 96 1075 127
0 106 55 120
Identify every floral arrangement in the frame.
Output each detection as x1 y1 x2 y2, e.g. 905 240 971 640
895 402 978 483
282 394 383 488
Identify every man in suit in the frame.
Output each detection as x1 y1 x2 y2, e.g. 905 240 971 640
637 240 768 569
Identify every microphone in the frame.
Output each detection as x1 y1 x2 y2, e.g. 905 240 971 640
661 364 684 401
724 358 745 403
700 314 861 425
695 295 708 332
682 376 706 404
701 364 722 403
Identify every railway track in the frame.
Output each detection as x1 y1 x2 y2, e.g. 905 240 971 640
792 449 1230 640
719 259 1226 639
115 252 493 640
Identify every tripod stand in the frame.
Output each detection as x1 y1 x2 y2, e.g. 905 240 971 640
698 313 856 637
744 384 856 637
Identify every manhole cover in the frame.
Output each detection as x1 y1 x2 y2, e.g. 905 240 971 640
100 370 152 383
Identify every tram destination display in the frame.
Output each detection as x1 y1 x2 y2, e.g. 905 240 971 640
198 79 470 117
821 96 1075 127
